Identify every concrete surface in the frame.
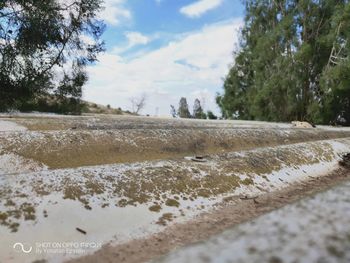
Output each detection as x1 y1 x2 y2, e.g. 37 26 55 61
157 180 350 263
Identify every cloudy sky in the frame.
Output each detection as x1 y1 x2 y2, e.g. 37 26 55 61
84 0 244 116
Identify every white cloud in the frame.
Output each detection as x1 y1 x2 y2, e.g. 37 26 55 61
84 19 242 116
112 31 151 54
99 0 131 25
180 0 223 18
125 32 150 46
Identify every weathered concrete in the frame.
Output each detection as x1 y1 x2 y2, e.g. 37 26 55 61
157 180 350 263
1 115 350 263
0 120 27 132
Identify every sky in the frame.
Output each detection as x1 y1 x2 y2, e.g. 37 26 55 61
84 0 244 116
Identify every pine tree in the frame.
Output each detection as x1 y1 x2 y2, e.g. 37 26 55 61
178 97 191 118
193 98 205 119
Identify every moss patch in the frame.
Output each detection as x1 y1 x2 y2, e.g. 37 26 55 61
149 205 162 212
0 201 36 232
241 178 254 186
156 213 174 226
165 199 180 207
21 203 36 221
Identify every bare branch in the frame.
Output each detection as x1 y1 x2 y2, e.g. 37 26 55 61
130 93 147 114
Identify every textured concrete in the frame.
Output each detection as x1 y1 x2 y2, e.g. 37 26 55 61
0 120 26 132
158 180 350 263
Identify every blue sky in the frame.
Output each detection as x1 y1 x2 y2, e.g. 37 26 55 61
84 0 244 116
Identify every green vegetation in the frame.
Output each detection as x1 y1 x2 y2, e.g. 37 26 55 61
178 97 192 118
7 95 124 115
217 0 350 125
82 101 124 115
207 111 218 120
0 0 105 113
174 97 212 119
193 98 206 119
156 213 174 226
18 95 85 115
149 204 162 212
241 178 254 186
165 198 180 207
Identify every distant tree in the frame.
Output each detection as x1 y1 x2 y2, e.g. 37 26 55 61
0 0 105 111
207 111 217 120
130 93 147 114
193 98 205 119
107 104 111 109
178 97 191 118
170 105 177 118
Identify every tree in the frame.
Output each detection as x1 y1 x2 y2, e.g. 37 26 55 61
217 0 350 125
207 111 217 120
170 105 177 118
316 3 350 124
130 93 147 114
193 98 205 119
0 0 105 111
178 97 191 118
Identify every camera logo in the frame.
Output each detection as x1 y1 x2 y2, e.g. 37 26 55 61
13 243 32 254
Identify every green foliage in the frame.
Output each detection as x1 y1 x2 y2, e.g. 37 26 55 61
207 111 217 120
178 97 191 118
18 95 86 115
82 102 123 115
193 98 205 119
0 0 105 112
218 0 350 125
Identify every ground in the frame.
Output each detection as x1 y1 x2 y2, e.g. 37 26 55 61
157 170 350 263
0 113 350 263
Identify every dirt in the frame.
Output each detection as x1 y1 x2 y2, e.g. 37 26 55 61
66 167 350 263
